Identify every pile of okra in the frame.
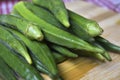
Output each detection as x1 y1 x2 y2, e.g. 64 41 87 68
0 0 120 80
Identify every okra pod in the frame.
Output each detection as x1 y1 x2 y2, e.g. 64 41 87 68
52 51 67 63
32 0 70 27
91 41 112 61
0 15 43 41
0 42 43 80
95 36 120 53
68 10 103 37
14 1 104 54
0 57 17 80
73 50 106 62
0 26 32 64
7 28 60 80
23 2 93 41
51 44 78 58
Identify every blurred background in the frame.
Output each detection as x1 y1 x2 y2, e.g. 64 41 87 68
0 0 120 14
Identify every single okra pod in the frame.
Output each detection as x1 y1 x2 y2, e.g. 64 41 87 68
68 10 103 37
52 51 67 63
73 50 106 62
0 26 32 64
50 44 78 58
0 15 43 41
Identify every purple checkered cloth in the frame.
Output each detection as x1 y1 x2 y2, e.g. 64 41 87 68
86 0 120 12
1 0 120 14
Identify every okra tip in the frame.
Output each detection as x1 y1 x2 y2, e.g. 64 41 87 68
22 51 32 64
102 52 112 61
24 55 32 64
87 22 103 37
62 20 70 28
73 54 79 57
26 57 32 64
37 34 44 41
95 53 106 62
26 23 44 41
25 54 32 64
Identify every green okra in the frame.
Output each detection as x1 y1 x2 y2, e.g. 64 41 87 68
0 26 32 64
95 36 120 53
0 15 43 41
0 57 17 80
14 1 104 54
69 19 94 41
23 2 93 41
0 42 43 80
68 10 103 37
51 44 78 58
32 0 70 27
73 50 106 62
7 28 60 80
52 51 67 63
24 2 64 29
91 42 112 61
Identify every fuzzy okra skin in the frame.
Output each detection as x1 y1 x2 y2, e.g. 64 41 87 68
0 15 43 41
32 0 70 27
68 10 103 37
0 57 17 80
14 1 104 54
0 26 32 64
0 43 44 80
51 44 78 58
8 28 60 79
95 36 120 53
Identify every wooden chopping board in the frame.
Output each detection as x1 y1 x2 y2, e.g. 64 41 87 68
43 1 120 80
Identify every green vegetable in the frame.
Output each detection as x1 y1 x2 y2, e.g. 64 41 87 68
91 42 112 61
0 26 32 64
7 28 60 80
23 2 92 41
0 15 43 41
69 18 94 41
0 42 43 80
32 0 70 27
0 57 16 80
14 1 104 54
52 51 67 63
51 44 78 58
73 50 106 62
68 10 103 37
95 36 120 53
24 2 64 29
